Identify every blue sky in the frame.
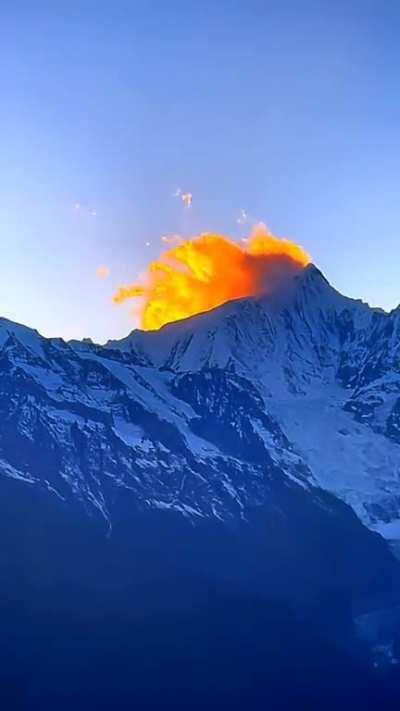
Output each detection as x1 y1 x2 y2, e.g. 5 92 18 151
1 0 400 342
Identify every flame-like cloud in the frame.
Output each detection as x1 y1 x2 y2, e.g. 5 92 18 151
113 224 311 331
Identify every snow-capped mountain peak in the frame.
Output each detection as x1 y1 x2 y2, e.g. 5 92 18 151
1 266 400 542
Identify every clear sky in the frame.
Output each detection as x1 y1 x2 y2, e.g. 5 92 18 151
1 0 400 342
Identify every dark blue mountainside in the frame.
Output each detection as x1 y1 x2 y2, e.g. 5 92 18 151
1 265 400 709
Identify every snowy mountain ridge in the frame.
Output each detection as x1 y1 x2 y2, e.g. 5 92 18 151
1 264 400 540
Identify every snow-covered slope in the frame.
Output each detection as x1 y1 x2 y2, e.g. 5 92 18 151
1 265 400 540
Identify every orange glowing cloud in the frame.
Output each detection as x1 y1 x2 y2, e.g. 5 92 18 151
113 224 311 331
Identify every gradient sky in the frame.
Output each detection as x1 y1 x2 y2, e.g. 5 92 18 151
1 0 400 342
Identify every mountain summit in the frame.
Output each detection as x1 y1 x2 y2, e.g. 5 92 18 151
104 264 400 540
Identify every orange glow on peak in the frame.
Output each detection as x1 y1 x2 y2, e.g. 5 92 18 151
113 224 311 331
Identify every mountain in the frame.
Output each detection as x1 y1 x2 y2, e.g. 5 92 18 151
2 264 400 708
2 265 400 538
